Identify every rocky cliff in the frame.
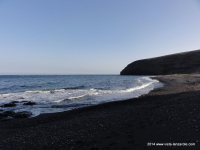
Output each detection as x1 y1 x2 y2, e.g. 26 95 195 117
120 49 200 75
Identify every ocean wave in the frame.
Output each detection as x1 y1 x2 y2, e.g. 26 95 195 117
122 83 152 92
25 86 85 94
25 90 50 94
53 94 87 103
63 85 85 90
0 93 11 98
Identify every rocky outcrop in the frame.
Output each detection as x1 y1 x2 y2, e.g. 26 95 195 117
1 102 17 107
120 49 200 75
23 101 36 105
0 111 32 121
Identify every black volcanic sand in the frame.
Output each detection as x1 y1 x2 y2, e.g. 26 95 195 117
1 75 200 150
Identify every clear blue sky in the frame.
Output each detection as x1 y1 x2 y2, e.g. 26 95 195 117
1 0 200 75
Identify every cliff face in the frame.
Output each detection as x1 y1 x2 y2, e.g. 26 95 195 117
120 49 200 75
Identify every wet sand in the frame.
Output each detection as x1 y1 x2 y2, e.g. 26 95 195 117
0 74 200 149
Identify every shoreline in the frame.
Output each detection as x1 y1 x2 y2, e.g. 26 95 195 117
1 74 200 149
0 75 158 118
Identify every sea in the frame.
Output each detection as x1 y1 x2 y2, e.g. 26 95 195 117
0 75 162 117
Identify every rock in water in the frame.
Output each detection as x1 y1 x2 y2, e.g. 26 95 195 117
23 101 36 105
120 49 200 75
3 111 15 116
13 111 32 118
1 102 17 107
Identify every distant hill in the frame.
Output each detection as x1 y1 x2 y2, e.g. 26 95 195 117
120 49 200 75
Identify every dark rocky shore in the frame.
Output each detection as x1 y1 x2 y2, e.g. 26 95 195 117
0 101 36 121
0 75 200 149
120 49 200 75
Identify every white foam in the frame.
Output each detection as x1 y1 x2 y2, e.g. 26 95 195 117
122 83 151 92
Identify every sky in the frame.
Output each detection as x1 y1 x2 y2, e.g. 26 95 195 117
0 0 200 75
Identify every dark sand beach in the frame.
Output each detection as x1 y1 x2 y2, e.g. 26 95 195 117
1 74 200 149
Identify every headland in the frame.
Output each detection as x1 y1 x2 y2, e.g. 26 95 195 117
120 49 200 75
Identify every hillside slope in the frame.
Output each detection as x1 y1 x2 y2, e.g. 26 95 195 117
120 49 200 75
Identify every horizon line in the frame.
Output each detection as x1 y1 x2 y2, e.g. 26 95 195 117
0 74 119 76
